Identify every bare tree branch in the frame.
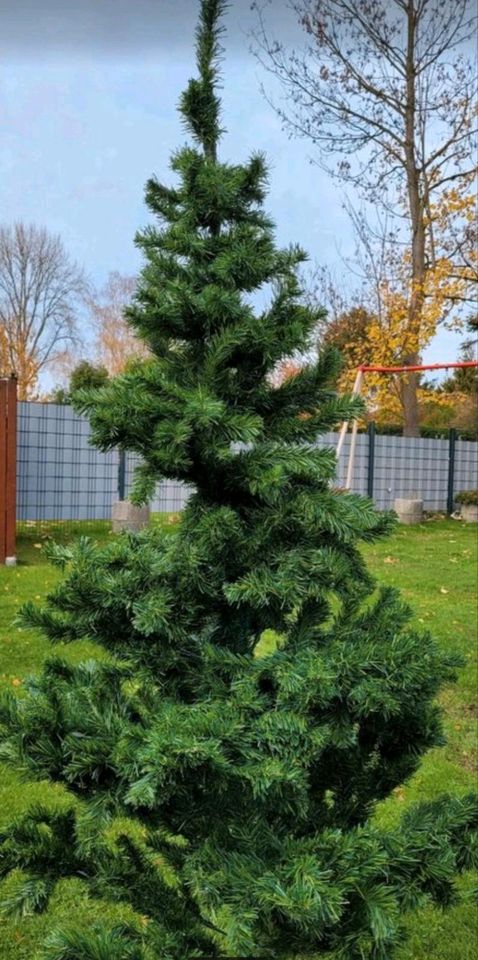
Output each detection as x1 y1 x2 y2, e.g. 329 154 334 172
0 223 88 398
252 0 478 434
86 272 148 377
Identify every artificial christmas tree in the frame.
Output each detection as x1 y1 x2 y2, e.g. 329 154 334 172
1 2 476 957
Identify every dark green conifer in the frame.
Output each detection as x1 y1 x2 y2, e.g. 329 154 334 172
1 2 476 957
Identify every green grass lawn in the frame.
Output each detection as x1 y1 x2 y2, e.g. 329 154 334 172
0 518 476 958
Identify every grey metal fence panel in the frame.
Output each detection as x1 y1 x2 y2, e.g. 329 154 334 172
17 402 119 522
15 402 478 521
369 435 451 511
454 439 478 504
320 433 369 495
123 453 193 513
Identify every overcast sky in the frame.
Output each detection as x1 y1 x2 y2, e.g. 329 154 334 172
0 0 463 372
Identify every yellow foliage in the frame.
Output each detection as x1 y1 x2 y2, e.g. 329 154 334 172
89 273 148 377
334 180 476 423
0 324 8 375
0 325 39 398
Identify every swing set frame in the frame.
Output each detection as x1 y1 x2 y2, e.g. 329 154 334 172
336 361 478 489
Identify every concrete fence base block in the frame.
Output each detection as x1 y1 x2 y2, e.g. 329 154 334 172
461 504 478 523
112 501 150 534
394 497 424 524
4 556 17 567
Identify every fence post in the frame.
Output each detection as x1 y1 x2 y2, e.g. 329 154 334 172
0 375 17 565
367 421 376 500
118 449 126 501
0 381 6 563
447 427 457 515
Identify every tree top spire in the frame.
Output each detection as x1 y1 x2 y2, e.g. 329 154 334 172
179 0 228 160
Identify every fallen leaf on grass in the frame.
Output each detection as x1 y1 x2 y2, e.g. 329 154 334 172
384 556 399 564
33 543 42 549
440 587 449 594
11 678 22 687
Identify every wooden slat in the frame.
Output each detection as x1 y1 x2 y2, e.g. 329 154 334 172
0 380 7 564
5 377 17 560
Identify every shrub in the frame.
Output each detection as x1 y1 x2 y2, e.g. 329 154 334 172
455 490 478 505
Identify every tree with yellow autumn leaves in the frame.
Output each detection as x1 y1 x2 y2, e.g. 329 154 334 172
255 0 477 434
86 271 148 377
326 185 477 427
50 272 148 400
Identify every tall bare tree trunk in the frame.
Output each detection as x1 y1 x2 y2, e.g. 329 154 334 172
402 0 425 437
401 368 420 437
255 0 477 437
